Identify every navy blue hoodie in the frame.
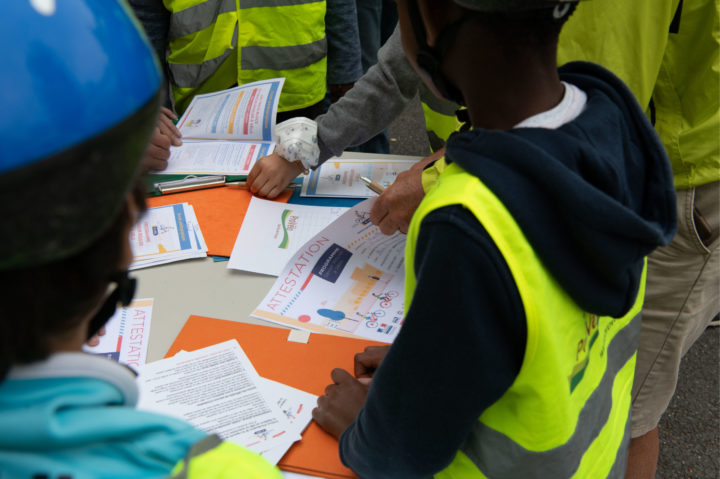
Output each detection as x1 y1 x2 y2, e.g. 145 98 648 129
338 62 677 478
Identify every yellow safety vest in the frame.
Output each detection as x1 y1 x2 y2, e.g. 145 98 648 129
418 81 461 152
559 0 719 188
164 0 327 115
405 163 646 478
170 434 283 478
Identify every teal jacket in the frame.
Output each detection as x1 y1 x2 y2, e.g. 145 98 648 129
0 353 205 478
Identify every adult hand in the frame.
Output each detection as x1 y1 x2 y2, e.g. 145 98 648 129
354 345 390 379
247 152 304 198
370 148 445 235
313 368 369 438
142 107 182 172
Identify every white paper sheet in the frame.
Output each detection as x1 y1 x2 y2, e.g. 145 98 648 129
252 198 405 343
228 197 348 276
301 157 416 198
258 378 317 465
137 340 299 454
82 298 153 371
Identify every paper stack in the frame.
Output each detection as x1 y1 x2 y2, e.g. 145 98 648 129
129 203 207 269
137 340 316 464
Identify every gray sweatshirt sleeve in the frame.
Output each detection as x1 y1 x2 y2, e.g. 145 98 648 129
315 25 421 164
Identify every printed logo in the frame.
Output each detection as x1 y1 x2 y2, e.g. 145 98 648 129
278 209 298 249
569 313 599 392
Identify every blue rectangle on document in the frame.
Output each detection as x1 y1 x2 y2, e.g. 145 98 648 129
312 243 352 283
171 204 192 250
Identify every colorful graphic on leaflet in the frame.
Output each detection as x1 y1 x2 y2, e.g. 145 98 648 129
252 198 406 343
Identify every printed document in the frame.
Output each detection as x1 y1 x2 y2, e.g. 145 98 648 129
259 378 317 465
162 78 284 175
163 139 274 175
228 197 348 276
83 298 153 371
137 340 299 455
129 203 207 269
252 198 406 343
301 157 416 198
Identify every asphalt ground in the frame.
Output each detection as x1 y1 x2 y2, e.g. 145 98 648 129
386 95 720 479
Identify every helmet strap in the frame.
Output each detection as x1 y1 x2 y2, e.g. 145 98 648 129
86 271 137 340
408 0 467 105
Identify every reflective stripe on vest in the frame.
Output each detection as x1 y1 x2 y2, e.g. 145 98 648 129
168 0 236 40
170 25 238 88
405 162 645 478
460 312 640 478
169 0 323 39
241 38 327 71
165 0 326 114
169 33 326 87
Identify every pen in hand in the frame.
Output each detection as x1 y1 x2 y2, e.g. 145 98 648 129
360 176 385 195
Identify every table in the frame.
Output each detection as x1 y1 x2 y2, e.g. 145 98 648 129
139 152 420 361
134 152 422 477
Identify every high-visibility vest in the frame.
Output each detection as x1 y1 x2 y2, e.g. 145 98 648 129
558 0 718 189
164 0 327 115
171 434 283 479
405 162 646 478
417 79 460 150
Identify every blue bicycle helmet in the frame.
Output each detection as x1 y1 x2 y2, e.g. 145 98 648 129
0 0 162 269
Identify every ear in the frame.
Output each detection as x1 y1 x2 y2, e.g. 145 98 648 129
417 0 463 47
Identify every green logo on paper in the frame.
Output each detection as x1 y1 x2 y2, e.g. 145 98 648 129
278 209 297 249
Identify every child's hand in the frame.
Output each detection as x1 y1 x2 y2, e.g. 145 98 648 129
247 152 304 198
354 345 390 379
142 107 182 172
313 368 368 438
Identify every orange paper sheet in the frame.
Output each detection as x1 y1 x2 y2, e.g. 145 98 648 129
167 315 386 479
147 187 292 257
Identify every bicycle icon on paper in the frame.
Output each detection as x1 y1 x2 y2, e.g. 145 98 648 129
353 210 372 226
356 309 385 328
372 290 399 308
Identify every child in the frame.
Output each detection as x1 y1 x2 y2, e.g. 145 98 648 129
312 0 677 477
0 2 279 478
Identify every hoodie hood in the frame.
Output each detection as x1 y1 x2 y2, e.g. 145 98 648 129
0 353 205 478
445 61 677 317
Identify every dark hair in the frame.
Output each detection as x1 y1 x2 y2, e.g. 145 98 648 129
0 179 147 380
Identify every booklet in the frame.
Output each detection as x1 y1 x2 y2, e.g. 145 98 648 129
301 157 417 198
160 78 284 176
129 203 207 270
